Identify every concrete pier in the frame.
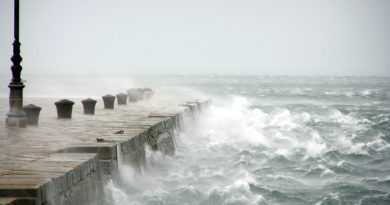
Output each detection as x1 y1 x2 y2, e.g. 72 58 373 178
0 97 209 204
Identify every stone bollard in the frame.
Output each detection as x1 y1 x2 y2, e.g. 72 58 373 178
127 89 139 102
54 99 75 119
23 104 42 125
116 93 128 105
102 94 115 109
81 98 97 115
128 88 145 102
136 88 144 101
142 88 154 100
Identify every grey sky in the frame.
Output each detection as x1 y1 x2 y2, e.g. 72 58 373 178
0 0 389 76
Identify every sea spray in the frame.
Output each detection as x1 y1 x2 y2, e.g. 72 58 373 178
94 76 390 205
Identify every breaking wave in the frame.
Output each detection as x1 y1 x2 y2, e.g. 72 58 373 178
104 76 390 205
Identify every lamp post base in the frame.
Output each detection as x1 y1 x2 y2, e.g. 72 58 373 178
6 116 27 128
7 82 26 128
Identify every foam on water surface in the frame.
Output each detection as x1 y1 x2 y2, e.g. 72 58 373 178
98 76 390 205
2 75 389 204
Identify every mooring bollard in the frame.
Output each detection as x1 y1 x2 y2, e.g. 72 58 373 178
54 99 75 119
136 88 144 100
81 98 97 115
23 104 42 125
102 94 115 109
116 93 128 105
142 88 154 100
127 88 139 102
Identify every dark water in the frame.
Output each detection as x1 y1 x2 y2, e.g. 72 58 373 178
104 76 390 205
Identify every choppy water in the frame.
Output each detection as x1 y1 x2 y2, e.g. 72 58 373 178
2 75 389 204
102 76 390 205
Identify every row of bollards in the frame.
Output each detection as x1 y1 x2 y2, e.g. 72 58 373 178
22 88 154 126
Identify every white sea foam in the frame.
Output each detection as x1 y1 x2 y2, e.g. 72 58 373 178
102 76 389 205
360 89 372 96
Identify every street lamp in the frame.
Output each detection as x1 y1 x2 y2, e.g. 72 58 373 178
6 0 27 127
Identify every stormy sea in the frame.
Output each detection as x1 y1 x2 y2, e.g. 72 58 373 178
102 76 390 205
2 75 389 205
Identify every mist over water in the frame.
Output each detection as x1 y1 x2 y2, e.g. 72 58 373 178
90 76 390 205
1 75 389 204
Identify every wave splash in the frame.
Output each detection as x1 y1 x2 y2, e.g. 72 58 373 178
105 93 389 205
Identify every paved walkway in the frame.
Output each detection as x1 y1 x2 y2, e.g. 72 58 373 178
0 96 198 203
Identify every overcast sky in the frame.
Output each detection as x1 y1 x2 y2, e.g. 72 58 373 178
0 0 389 76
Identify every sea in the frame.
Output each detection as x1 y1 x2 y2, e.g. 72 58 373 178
2 75 390 205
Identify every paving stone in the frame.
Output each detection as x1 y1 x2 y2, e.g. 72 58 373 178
0 97 208 203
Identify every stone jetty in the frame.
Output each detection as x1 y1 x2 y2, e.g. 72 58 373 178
0 96 209 205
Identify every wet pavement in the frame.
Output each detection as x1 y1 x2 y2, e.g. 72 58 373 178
0 96 195 203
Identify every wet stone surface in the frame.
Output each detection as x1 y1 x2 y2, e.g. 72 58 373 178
0 97 202 203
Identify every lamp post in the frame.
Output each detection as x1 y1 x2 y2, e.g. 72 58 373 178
6 0 27 128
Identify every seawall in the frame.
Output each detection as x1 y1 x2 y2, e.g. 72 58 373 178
0 98 210 205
